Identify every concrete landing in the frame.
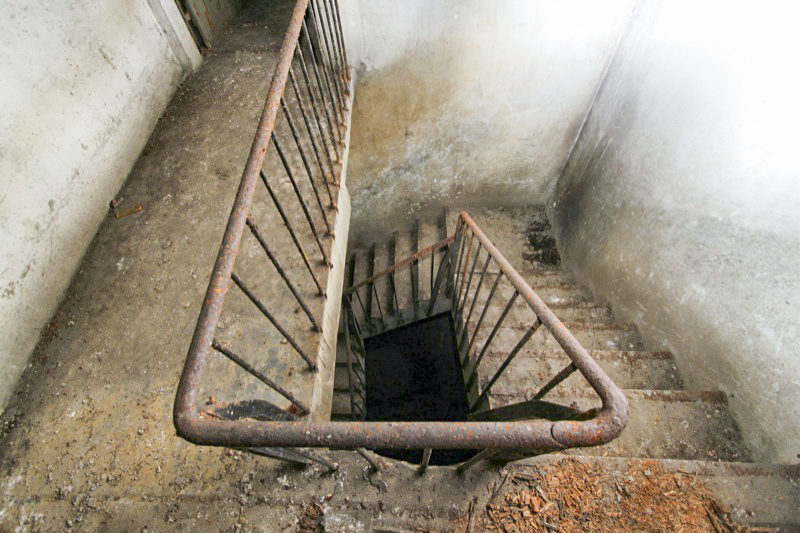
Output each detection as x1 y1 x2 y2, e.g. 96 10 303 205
0 1 345 530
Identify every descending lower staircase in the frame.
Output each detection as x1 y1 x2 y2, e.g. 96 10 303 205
333 205 799 529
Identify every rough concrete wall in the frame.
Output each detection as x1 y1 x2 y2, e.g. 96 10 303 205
337 0 636 244
0 0 201 410
552 0 800 463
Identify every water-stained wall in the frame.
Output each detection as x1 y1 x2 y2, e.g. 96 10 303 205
0 0 201 410
338 0 637 244
553 0 800 463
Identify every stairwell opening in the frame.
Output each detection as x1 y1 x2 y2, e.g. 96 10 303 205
363 311 478 465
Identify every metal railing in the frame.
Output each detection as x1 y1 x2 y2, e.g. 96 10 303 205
174 0 628 472
337 213 629 472
174 0 352 468
340 236 455 421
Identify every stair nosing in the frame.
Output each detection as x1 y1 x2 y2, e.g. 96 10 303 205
489 387 728 403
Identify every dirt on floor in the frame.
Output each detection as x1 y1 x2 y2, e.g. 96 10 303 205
445 458 753 533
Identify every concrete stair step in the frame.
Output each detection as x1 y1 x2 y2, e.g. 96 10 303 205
334 363 364 392
348 248 371 325
504 455 800 530
466 322 645 352
485 388 751 462
472 349 683 391
369 242 392 320
416 217 446 301
359 455 798 532
463 298 615 325
332 388 358 416
391 230 417 315
446 206 558 272
464 277 595 306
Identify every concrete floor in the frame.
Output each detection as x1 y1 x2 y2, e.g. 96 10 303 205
0 3 372 531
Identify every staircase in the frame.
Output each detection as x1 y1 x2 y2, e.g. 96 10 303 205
334 205 799 529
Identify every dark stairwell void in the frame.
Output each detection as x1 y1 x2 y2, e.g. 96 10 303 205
363 312 478 465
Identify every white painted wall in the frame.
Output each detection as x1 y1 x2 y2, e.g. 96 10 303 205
338 0 637 243
553 0 800 463
0 0 201 410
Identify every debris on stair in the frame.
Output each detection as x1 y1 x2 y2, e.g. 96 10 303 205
450 458 754 533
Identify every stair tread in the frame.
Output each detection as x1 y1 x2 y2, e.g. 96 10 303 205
370 242 392 320
416 219 442 301
512 454 800 527
473 349 683 390
465 321 645 351
446 205 560 273
391 230 416 313
463 293 615 323
485 388 751 462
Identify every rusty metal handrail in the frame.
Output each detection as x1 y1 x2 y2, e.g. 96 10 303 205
173 0 627 458
345 236 454 294
453 213 629 444
174 0 352 451
177 210 629 451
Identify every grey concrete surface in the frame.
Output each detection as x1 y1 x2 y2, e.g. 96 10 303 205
0 2 348 530
552 0 800 463
0 0 201 414
339 0 637 245
334 206 797 529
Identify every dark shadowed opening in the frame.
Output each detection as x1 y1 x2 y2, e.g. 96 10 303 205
364 312 478 465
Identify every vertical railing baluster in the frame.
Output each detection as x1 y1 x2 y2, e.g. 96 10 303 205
231 273 317 371
445 219 463 296
352 289 368 328
453 233 475 312
311 0 346 117
430 247 435 300
448 225 468 301
418 448 432 474
458 254 492 348
280 97 331 235
329 0 350 83
295 46 338 176
246 218 320 331
317 0 347 108
389 269 400 316
303 13 343 146
410 260 419 320
372 283 385 327
343 311 357 419
456 449 499 474
455 244 481 329
532 362 577 401
301 20 342 153
321 0 345 85
427 244 451 315
260 170 324 295
466 291 518 371
288 66 337 205
470 320 541 411
272 133 331 266
211 340 310 414
462 272 503 356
